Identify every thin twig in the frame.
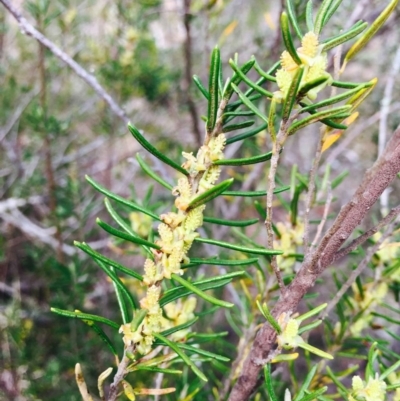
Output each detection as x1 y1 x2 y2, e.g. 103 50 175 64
379 43 400 215
303 132 324 256
310 184 333 250
332 205 400 263
265 122 289 293
0 0 129 124
321 215 400 319
183 0 202 145
107 345 134 401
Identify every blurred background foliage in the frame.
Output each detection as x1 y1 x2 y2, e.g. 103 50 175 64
1 1 400 400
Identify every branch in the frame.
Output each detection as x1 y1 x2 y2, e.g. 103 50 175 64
0 0 129 124
228 125 400 401
332 205 400 262
321 214 400 319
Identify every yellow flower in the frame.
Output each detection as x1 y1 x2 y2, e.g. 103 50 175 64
350 375 387 401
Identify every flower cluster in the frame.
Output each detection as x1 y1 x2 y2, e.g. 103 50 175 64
275 32 331 101
349 374 387 401
120 134 227 354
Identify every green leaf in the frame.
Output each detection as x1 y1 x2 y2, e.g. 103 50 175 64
171 274 234 308
178 343 230 362
253 61 278 82
298 104 348 130
322 21 368 51
314 0 333 34
130 309 148 331
343 0 399 67
223 110 256 118
96 218 161 250
256 301 282 334
222 119 255 133
80 319 117 355
298 76 330 98
75 241 143 281
296 303 327 322
306 0 314 32
223 185 290 197
281 12 302 65
104 198 152 257
380 359 400 381
297 320 323 335
229 58 273 98
226 93 261 110
93 259 138 311
283 65 305 120
188 178 234 210
223 58 256 101
207 46 221 133
293 365 317 401
300 84 369 112
331 80 370 89
110 266 130 324
322 0 343 26
194 237 283 256
85 175 161 221
225 123 268 145
288 105 351 135
136 153 173 190
268 98 277 142
214 151 272 166
193 75 209 100
128 123 189 176
50 308 120 330
203 216 259 227
290 183 306 226
131 366 182 375
231 83 269 124
160 272 244 307
182 257 259 268
264 364 278 401
153 333 208 382
297 387 328 401
159 317 199 338
286 0 302 39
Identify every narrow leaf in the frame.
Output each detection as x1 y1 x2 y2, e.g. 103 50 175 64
283 66 305 120
286 0 303 39
223 185 290 197
229 59 273 98
264 364 278 401
314 0 333 34
128 123 188 176
294 365 318 401
288 105 351 135
281 12 302 64
256 301 282 334
300 84 369 112
96 218 161 250
222 119 255 133
331 80 370 89
298 76 330 98
214 151 272 166
75 241 143 281
298 104 348 130
207 46 221 132
203 216 259 227
226 123 268 145
231 83 268 123
132 366 182 375
193 75 209 100
223 110 255 118
85 175 161 221
322 22 368 51
136 153 173 190
82 320 117 355
171 274 234 308
296 303 327 322
306 0 314 32
110 266 130 324
177 343 230 362
253 62 278 82
322 0 343 26
159 317 199 338
268 98 277 142
153 333 208 382
343 0 399 68
194 237 283 256
224 58 256 101
50 308 120 330
187 178 234 210
182 257 259 268
93 259 138 311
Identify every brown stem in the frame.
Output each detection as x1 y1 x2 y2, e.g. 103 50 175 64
228 125 400 401
38 18 63 264
183 0 202 146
